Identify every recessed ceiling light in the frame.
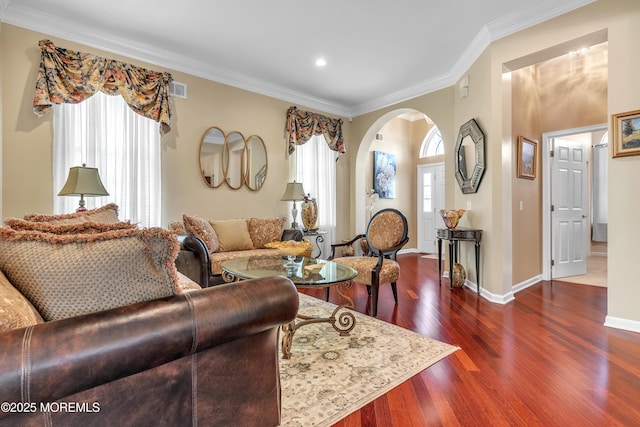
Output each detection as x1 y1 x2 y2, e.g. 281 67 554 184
315 58 326 67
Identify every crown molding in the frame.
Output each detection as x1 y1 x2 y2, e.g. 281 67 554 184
1 3 353 118
2 0 596 119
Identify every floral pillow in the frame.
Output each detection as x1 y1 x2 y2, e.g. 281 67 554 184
183 214 220 253
247 217 286 249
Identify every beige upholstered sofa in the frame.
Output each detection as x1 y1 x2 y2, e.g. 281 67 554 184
0 204 299 426
170 215 302 287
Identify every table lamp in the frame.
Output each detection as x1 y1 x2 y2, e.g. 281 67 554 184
281 181 306 229
58 164 109 212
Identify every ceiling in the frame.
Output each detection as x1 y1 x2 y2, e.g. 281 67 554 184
1 0 595 118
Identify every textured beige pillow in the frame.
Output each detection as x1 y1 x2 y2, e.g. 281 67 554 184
0 227 180 321
0 270 44 331
211 219 254 251
183 214 219 253
4 218 135 234
247 217 286 249
167 220 187 235
23 203 120 224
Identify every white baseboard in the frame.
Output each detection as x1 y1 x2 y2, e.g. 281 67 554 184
604 316 640 334
512 275 543 294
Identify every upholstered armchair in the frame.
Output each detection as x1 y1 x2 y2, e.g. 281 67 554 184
329 209 409 316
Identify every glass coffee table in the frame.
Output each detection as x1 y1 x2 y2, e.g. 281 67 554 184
220 255 358 359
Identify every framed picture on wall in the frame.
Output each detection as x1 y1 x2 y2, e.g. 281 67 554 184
612 109 640 158
517 136 537 180
373 151 396 198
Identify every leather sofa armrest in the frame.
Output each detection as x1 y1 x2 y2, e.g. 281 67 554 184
176 234 210 287
282 229 303 242
0 276 299 407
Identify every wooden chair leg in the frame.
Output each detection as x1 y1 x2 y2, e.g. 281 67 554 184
391 282 398 304
370 284 379 317
324 287 330 301
366 285 372 296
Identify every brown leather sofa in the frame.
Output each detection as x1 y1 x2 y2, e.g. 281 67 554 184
0 276 299 427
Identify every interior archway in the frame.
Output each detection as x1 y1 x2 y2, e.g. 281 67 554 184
354 109 441 247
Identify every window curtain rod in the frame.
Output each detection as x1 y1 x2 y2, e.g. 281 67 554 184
33 40 173 135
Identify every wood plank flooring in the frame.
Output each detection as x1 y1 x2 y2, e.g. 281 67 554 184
299 253 640 427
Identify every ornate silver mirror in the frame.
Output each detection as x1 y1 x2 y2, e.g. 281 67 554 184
245 135 267 191
454 118 485 194
200 127 226 188
224 131 246 190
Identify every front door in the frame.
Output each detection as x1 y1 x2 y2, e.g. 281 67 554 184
417 163 444 253
551 138 587 278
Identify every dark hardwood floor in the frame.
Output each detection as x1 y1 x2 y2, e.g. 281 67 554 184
300 253 640 427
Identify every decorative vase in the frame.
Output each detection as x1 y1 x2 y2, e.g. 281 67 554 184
301 199 318 231
440 209 466 229
452 263 466 287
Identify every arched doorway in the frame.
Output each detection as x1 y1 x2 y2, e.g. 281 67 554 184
354 109 442 252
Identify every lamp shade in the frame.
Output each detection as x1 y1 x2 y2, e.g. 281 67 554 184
280 181 306 201
58 165 109 197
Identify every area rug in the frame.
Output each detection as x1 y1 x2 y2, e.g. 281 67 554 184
279 293 459 427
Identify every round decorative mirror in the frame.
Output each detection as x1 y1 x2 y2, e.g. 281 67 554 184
245 135 267 191
200 127 226 188
224 131 246 190
454 118 485 194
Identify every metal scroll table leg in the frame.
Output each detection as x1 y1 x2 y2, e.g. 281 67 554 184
281 281 356 359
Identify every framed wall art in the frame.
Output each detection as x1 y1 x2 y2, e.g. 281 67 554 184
373 151 396 199
517 136 537 180
612 109 640 158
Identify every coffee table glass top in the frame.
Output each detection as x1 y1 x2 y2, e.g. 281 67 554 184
220 255 357 287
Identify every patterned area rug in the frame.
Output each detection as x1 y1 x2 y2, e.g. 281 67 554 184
279 293 459 427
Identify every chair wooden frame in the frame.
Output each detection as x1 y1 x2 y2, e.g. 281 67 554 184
329 209 409 316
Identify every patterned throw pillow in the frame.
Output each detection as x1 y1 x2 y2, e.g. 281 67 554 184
211 219 254 251
4 218 135 234
167 221 187 235
183 214 220 254
247 217 286 249
23 203 120 224
0 227 180 321
0 270 44 332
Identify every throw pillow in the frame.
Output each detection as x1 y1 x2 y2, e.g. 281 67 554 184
0 270 44 332
247 217 286 249
211 219 254 251
0 227 180 321
167 220 187 235
23 203 120 224
4 218 135 234
183 214 220 253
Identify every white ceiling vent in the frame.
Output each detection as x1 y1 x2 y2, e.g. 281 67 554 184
169 81 187 99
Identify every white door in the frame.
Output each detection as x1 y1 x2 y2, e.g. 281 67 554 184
551 138 587 278
417 163 444 253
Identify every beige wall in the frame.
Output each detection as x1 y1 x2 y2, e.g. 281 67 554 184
510 42 608 285
0 24 351 239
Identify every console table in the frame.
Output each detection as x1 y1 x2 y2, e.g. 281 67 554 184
437 227 482 293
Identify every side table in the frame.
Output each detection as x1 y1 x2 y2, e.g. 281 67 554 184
303 230 327 259
437 227 482 293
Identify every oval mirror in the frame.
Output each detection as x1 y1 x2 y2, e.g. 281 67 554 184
224 131 246 190
245 135 267 191
200 127 226 188
454 119 485 194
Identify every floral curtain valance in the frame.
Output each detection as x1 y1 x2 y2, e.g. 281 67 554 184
285 106 345 155
33 40 173 135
